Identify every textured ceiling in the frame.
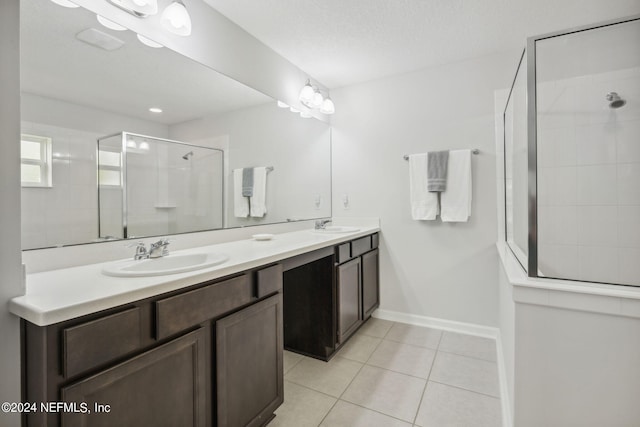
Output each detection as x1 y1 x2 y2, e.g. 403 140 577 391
203 0 640 88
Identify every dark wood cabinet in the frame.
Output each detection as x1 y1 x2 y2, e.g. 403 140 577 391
337 258 362 344
216 294 283 427
24 265 284 427
61 327 209 427
362 248 380 319
283 233 380 360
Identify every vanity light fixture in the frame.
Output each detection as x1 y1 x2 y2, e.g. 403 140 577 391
149 107 163 113
137 34 164 48
50 0 80 8
161 0 192 36
138 141 150 150
97 15 127 31
300 111 312 118
298 79 334 115
107 0 158 18
289 106 300 114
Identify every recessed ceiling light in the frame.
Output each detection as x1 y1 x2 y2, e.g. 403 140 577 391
149 107 163 113
137 34 163 48
97 15 127 31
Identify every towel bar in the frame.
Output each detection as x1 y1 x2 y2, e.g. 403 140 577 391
403 149 479 160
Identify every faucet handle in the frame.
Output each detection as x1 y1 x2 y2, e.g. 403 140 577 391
126 242 149 260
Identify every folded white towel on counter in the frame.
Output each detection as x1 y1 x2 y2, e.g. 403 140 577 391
249 166 267 218
233 168 249 218
409 153 439 220
441 149 472 222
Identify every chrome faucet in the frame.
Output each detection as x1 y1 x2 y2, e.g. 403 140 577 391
314 219 332 230
132 242 149 260
149 238 170 258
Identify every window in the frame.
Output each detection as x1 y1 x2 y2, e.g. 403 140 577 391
21 134 52 187
98 149 122 187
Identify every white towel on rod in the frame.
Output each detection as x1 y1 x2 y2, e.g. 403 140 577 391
233 168 249 218
409 153 439 220
250 166 267 217
441 149 472 222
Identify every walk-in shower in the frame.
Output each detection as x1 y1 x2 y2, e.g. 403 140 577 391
504 14 640 287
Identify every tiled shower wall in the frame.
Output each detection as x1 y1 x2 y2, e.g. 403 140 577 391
537 67 640 285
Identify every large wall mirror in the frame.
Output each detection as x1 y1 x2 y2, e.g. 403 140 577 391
20 1 331 250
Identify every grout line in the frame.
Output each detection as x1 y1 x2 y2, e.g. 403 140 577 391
435 347 499 364
412 345 438 426
335 398 418 425
428 379 501 400
283 379 342 401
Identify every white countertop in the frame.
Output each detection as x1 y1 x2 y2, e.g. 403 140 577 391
10 226 379 326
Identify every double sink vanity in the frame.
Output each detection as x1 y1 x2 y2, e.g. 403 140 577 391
10 222 380 427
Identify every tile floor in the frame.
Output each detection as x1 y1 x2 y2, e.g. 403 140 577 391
272 318 502 427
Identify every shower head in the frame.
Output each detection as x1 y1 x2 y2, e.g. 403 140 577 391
606 92 626 109
182 151 193 160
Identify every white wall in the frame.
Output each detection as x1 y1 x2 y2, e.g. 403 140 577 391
515 301 640 427
331 51 518 326
0 1 23 425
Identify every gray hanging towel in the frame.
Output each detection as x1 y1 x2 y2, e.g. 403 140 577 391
242 167 254 197
427 150 449 192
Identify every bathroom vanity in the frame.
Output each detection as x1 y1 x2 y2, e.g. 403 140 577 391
12 226 379 427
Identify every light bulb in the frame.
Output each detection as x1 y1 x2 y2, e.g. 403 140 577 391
161 1 192 36
277 100 289 108
320 97 335 115
97 15 127 31
311 90 324 109
137 34 163 48
298 81 315 107
50 0 80 7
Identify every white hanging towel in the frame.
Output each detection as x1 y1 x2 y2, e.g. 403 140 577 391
441 149 472 222
233 168 249 218
250 166 267 217
409 153 439 220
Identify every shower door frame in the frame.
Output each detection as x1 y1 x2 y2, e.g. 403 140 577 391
526 14 640 281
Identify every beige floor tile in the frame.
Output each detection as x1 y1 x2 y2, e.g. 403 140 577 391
439 332 497 362
357 318 395 338
271 381 337 427
320 400 412 427
336 334 382 363
414 381 501 427
430 352 500 397
341 365 426 422
367 339 436 378
384 323 442 349
285 356 363 397
283 350 305 374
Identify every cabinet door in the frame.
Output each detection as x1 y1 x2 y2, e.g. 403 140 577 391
216 293 284 427
362 249 380 319
337 257 362 344
60 328 209 427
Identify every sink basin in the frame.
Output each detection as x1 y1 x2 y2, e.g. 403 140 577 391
312 226 360 234
102 252 229 277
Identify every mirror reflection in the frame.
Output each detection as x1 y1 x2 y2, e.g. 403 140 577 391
20 1 331 250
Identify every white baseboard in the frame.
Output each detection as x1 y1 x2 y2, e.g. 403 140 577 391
372 309 499 339
372 309 513 427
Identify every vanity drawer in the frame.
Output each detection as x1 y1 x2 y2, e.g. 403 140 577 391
351 236 372 257
63 307 142 378
336 243 351 264
256 264 283 298
156 275 252 339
